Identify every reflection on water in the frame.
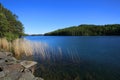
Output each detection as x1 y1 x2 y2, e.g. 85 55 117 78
25 36 120 80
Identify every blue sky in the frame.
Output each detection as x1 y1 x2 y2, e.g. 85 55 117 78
0 0 120 34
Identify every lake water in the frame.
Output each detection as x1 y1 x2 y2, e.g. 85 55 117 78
25 36 120 80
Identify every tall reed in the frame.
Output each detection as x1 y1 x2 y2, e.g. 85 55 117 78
12 39 33 57
0 38 81 63
0 37 50 60
0 38 10 51
0 38 47 59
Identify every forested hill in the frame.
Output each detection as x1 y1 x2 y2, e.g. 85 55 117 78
44 24 120 36
0 3 24 40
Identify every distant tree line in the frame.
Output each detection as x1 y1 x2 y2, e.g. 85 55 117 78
28 34 43 36
44 24 120 36
0 3 24 40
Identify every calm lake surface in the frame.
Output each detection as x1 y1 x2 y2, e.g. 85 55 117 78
25 36 120 80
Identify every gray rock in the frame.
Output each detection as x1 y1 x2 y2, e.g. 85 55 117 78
0 77 12 80
19 71 35 80
0 71 5 78
0 60 5 64
2 63 23 80
4 56 17 64
5 52 13 57
0 52 6 59
0 52 43 80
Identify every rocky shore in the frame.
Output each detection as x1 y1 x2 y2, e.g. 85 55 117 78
0 52 43 80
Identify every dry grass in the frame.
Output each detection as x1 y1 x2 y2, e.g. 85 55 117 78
0 38 47 59
12 39 33 57
0 38 10 51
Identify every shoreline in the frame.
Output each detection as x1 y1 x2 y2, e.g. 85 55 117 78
0 51 43 80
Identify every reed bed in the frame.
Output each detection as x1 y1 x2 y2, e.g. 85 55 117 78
0 38 81 63
12 39 34 57
0 38 48 59
0 38 55 60
32 41 49 59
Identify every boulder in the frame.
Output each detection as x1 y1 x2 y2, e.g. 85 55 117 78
0 52 43 80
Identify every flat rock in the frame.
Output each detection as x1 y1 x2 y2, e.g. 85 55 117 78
20 61 37 69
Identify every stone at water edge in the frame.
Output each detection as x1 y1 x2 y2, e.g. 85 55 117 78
0 52 43 80
20 61 37 74
20 61 37 69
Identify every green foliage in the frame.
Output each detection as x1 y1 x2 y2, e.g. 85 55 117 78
0 3 24 41
44 24 120 36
